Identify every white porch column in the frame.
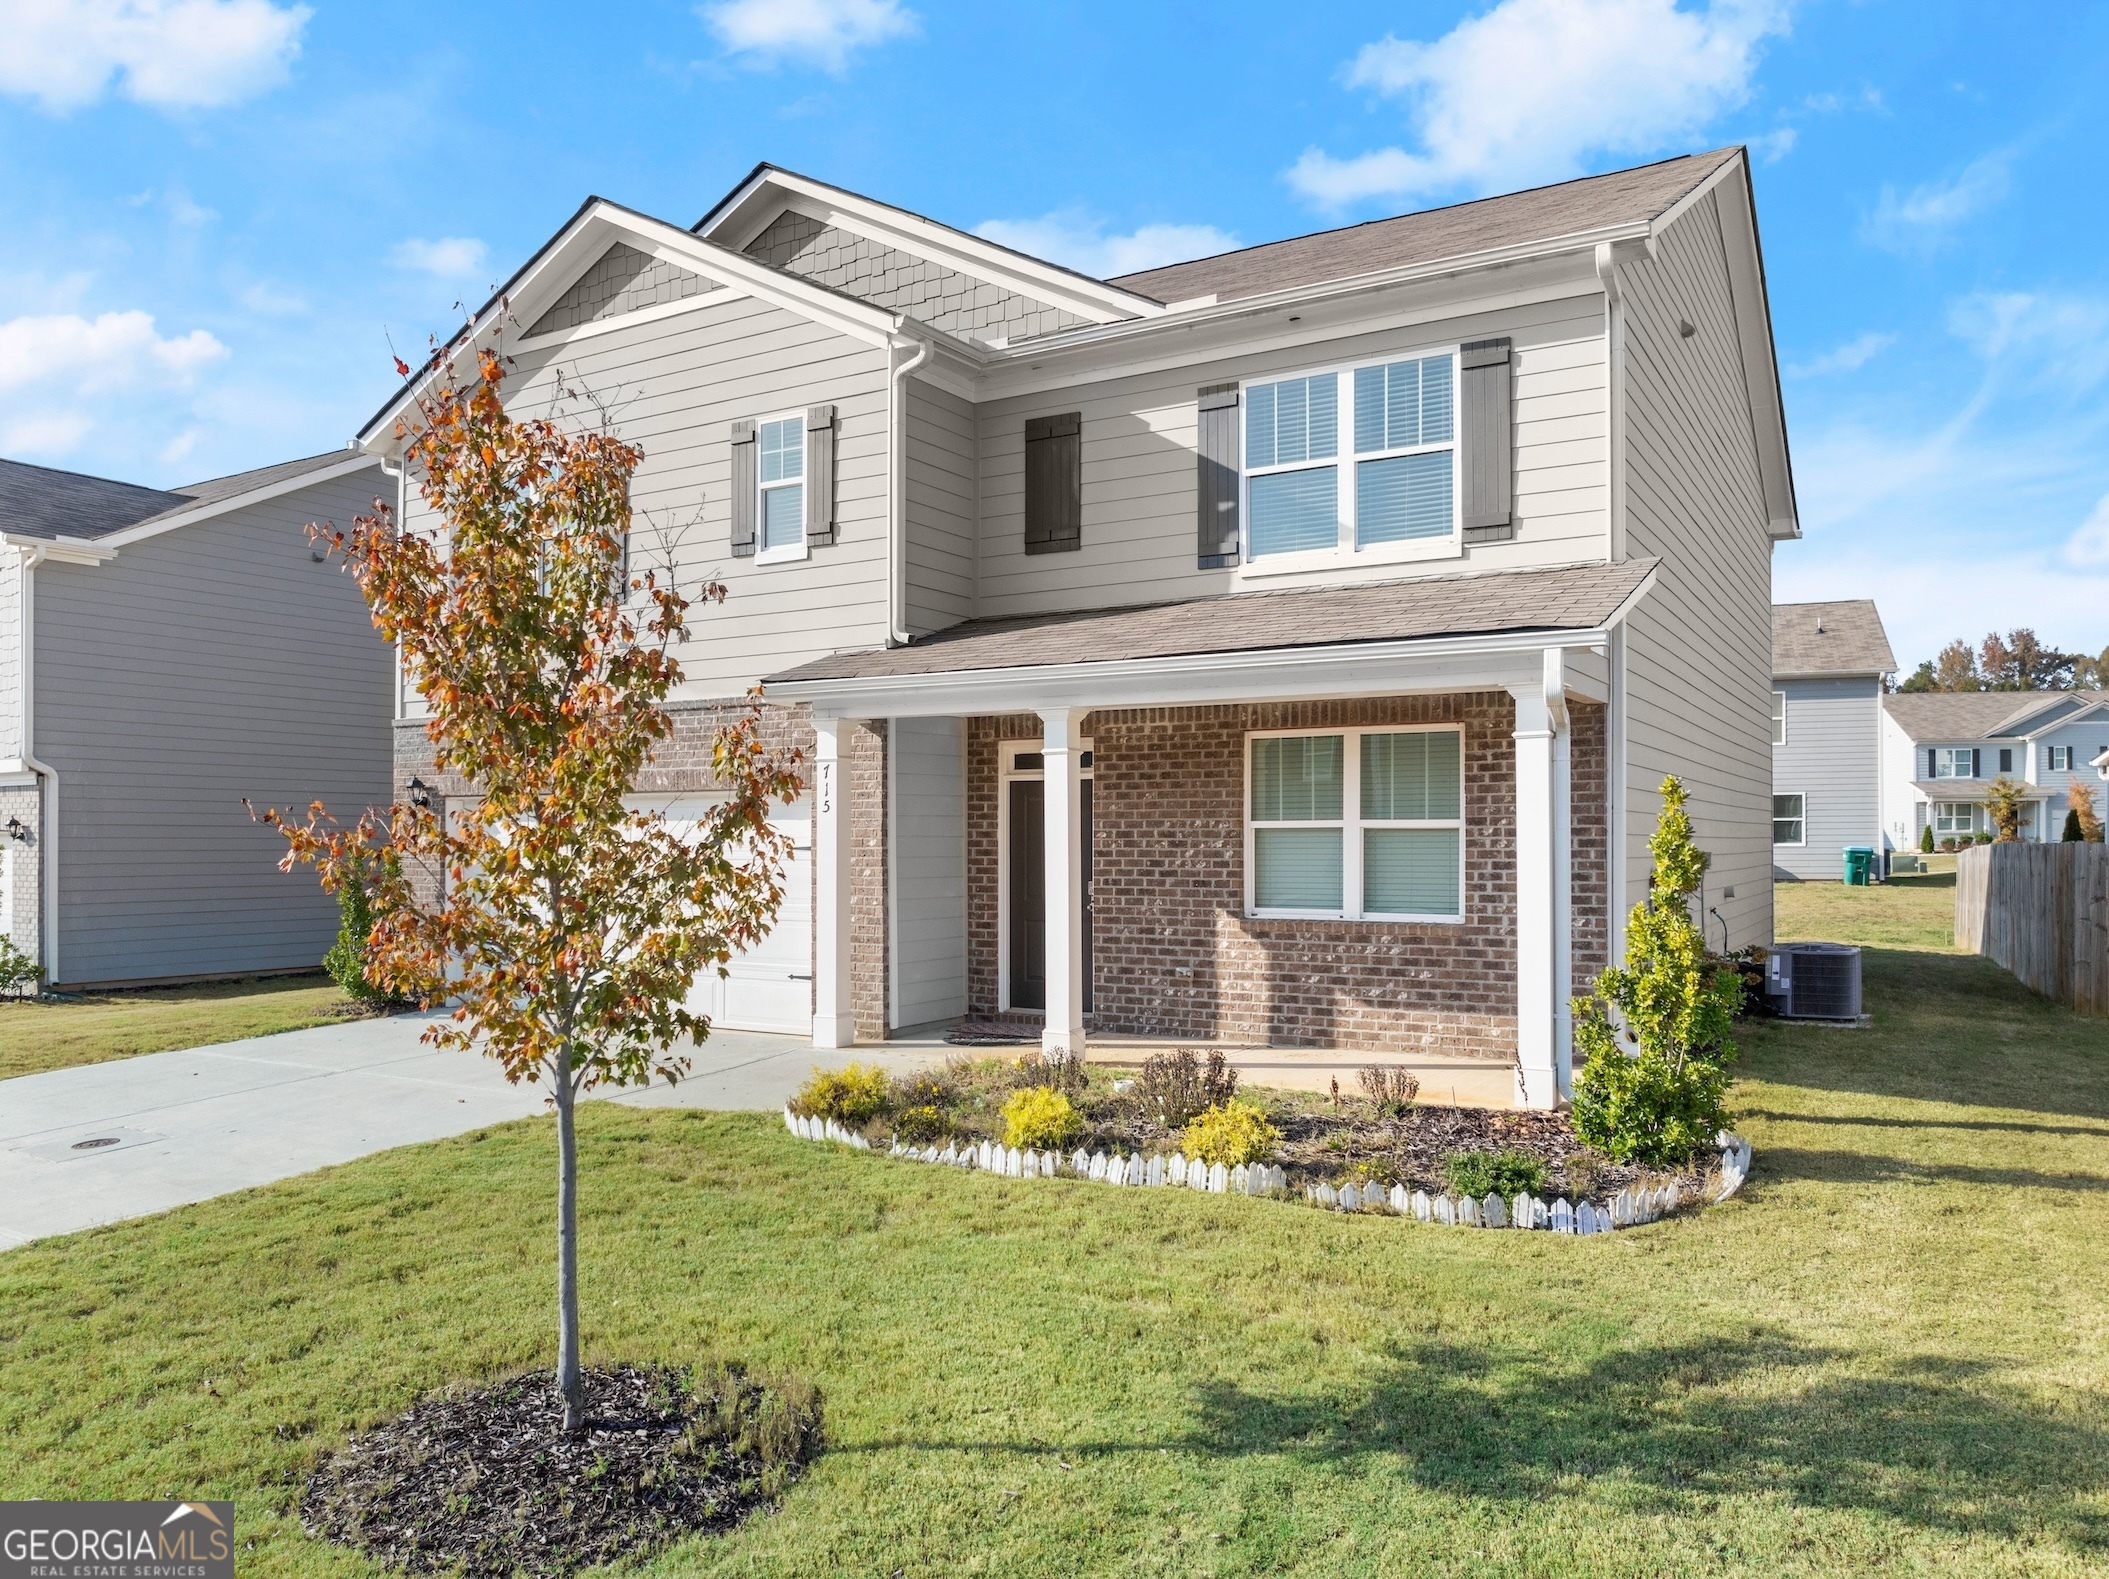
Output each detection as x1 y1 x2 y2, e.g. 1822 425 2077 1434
1509 650 1570 1111
811 714 857 1049
1039 706 1087 1058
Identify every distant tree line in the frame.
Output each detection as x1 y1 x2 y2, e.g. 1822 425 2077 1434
1895 628 2109 693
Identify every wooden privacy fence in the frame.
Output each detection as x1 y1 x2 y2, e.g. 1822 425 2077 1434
1955 843 2109 1015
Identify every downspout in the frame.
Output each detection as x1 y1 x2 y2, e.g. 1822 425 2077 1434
18 544 57 986
887 335 932 649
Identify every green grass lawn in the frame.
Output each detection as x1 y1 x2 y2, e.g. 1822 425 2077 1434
3 885 2105 1576
0 973 358 1082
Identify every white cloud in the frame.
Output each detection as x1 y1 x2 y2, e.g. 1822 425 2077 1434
0 0 310 113
1785 330 1894 378
1947 291 2109 392
1748 126 1797 162
701 0 916 71
158 427 201 465
2067 494 2109 569
1287 0 1789 208
1861 153 2011 250
1 413 93 456
238 280 308 315
973 211 1240 280
0 310 226 395
389 237 490 279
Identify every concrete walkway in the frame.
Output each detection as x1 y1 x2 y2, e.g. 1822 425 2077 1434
0 1015 932 1249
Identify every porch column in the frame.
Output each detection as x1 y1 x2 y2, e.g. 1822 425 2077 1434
1039 706 1087 1058
811 714 857 1049
1509 650 1569 1111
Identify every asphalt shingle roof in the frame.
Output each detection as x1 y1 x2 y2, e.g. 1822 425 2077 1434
767 559 1658 685
1882 691 2107 741
0 450 363 542
1773 599 1895 676
1105 150 1741 306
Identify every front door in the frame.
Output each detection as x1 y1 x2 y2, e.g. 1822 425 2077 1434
1006 776 1091 1012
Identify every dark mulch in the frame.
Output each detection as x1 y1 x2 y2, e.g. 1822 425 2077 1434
301 1364 821 1578
942 1022 1039 1047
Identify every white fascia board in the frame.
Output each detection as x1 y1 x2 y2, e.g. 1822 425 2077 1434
710 171 1163 326
1705 155 1799 541
768 625 1616 721
89 453 385 550
3 533 118 565
973 252 1605 403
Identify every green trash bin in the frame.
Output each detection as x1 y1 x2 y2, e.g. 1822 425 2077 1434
1843 846 1874 886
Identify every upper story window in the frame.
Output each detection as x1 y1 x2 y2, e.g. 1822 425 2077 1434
1246 726 1464 922
1770 691 1787 745
757 415 805 559
2047 745 2073 772
1932 747 1977 779
1243 351 1458 562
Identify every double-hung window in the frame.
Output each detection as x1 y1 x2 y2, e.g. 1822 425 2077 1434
2048 745 2072 772
757 414 805 560
1247 727 1463 921
1770 691 1787 745
1932 747 1975 779
1243 351 1458 562
1772 793 1805 845
1934 802 1976 837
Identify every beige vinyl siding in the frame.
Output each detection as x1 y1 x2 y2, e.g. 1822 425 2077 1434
972 296 1609 619
904 380 976 636
1617 188 1775 948
1771 675 1882 879
408 292 894 703
33 468 393 985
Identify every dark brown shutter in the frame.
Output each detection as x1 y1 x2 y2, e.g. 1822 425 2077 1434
1024 412 1081 555
729 417 757 557
805 404 836 547
1460 337 1514 542
1196 383 1240 568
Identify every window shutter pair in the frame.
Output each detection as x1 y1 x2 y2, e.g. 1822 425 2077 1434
1460 337 1514 542
1024 412 1081 555
727 406 837 557
1194 383 1240 568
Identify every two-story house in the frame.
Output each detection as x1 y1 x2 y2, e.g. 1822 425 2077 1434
359 147 1796 1110
1770 600 1895 880
1882 691 2109 848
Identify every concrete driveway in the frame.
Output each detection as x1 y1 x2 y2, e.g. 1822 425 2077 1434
0 1015 933 1249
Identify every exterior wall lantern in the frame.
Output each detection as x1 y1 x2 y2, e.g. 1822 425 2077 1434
4 818 25 842
407 777 433 810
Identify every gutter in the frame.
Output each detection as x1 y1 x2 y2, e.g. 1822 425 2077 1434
886 334 933 648
16 545 58 986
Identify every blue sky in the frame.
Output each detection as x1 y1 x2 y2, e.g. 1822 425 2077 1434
2 0 2105 668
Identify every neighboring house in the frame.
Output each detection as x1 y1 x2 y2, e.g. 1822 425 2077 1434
0 450 393 987
360 146 1796 1110
1881 691 2109 848
1770 600 1895 880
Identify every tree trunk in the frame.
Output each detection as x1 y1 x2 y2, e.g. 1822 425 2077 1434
554 1041 583 1433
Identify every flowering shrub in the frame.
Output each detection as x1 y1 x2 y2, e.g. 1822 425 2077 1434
792 1063 891 1127
1002 1086 1081 1150
1180 1099 1281 1167
1441 1148 1546 1199
893 1104 954 1145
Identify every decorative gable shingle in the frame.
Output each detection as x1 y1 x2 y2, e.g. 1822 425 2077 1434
743 209 1088 342
527 242 715 337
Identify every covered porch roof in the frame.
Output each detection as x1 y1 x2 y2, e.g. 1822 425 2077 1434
765 558 1657 717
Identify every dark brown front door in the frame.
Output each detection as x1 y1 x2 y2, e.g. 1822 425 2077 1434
1008 778 1091 1012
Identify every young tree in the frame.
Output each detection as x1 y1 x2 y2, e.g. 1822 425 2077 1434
1919 822 1935 854
262 351 801 1433
1982 775 2029 842
1571 777 1741 1165
2070 780 2105 844
1934 639 1982 692
2064 805 2085 842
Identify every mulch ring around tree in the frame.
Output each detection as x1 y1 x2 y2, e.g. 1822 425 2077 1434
301 1363 822 1578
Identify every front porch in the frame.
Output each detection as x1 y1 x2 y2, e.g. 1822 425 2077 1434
768 563 1654 1112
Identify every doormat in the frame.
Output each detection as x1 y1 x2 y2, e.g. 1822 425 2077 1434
942 1022 1040 1047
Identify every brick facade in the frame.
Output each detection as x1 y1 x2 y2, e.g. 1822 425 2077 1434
966 695 1608 1060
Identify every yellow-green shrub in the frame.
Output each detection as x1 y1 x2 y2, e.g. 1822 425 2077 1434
1001 1086 1081 1150
792 1063 891 1126
1181 1099 1281 1167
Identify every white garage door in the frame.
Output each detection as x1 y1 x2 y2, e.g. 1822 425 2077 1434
636 794 812 1037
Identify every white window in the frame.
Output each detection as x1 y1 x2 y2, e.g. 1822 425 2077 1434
1243 351 1457 563
1933 747 1976 779
1934 802 1977 836
1770 691 1787 746
1772 793 1804 845
757 413 805 560
1246 726 1464 921
2048 745 2072 772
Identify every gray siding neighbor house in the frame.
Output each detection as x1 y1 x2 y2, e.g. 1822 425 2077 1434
361 146 1797 1110
1770 600 1894 880
1881 689 2109 848
0 450 393 987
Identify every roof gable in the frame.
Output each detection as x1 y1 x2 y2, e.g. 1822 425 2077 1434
1883 690 2109 742
526 241 716 337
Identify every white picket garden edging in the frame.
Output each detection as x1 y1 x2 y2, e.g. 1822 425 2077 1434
781 1108 1753 1234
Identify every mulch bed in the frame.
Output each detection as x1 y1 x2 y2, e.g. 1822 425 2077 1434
301 1365 821 1578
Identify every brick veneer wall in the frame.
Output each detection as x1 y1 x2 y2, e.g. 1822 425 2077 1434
965 694 1609 1059
391 699 891 1042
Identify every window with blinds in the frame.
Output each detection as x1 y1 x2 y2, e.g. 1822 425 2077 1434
1247 727 1464 920
758 414 805 557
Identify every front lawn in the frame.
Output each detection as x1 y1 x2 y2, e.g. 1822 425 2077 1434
2 884 2105 1576
0 972 359 1082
